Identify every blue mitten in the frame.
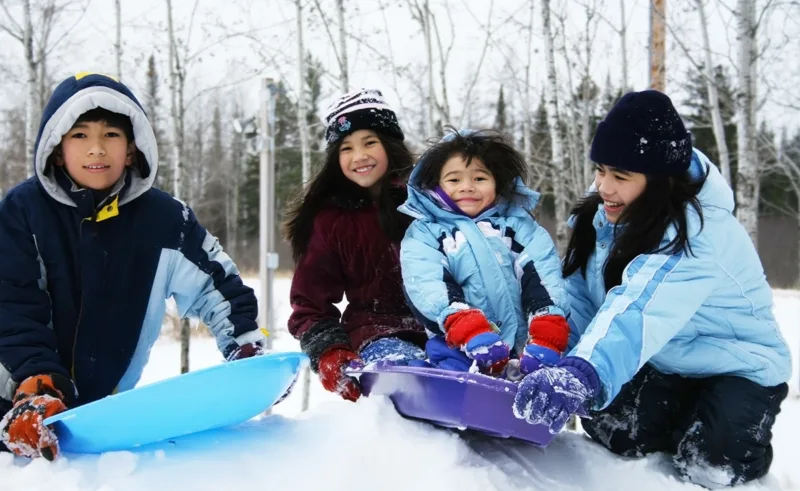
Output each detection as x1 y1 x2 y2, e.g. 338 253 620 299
426 336 472 372
464 332 511 375
512 356 601 434
519 344 561 375
359 337 426 367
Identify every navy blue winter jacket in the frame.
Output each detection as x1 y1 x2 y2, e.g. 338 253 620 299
0 73 261 410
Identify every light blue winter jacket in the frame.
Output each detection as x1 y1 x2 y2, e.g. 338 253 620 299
567 149 792 409
399 166 568 353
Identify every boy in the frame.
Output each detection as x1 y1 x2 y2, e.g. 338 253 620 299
0 73 265 460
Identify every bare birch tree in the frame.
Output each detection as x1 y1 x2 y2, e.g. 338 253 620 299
310 0 349 92
114 0 121 79
335 0 348 92
619 0 628 90
735 0 759 246
0 0 87 176
696 0 731 184
297 0 310 184
166 0 191 373
542 0 568 251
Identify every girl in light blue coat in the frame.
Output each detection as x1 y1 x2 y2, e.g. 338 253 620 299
399 129 570 377
512 90 792 488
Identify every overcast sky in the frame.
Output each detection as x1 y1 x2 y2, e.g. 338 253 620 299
0 0 797 137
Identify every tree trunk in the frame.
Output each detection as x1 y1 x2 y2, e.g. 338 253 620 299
735 0 759 247
167 0 184 201
23 0 36 178
697 0 732 184
542 0 568 253
619 0 628 90
424 0 435 135
114 0 122 79
167 0 190 373
522 1 534 179
335 0 349 92
297 0 311 184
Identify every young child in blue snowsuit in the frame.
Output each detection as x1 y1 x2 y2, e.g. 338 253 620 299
512 90 792 488
0 73 266 461
399 129 570 377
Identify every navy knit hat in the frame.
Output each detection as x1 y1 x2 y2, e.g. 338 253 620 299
590 90 692 176
324 88 404 145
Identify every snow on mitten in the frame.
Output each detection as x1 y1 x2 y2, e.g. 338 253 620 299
520 315 570 375
359 337 427 368
0 374 72 460
513 357 600 434
444 309 510 375
317 348 362 402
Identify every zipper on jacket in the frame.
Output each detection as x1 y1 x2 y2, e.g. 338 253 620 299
70 216 90 382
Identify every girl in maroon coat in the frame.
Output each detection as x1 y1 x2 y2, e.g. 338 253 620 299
283 89 427 402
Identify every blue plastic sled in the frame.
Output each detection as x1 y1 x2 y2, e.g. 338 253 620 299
44 352 308 454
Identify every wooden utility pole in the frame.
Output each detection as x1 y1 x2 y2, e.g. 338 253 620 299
649 0 666 92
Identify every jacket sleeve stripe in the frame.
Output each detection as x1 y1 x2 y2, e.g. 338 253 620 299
576 254 679 360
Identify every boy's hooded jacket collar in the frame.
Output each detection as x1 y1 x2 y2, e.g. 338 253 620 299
34 72 158 208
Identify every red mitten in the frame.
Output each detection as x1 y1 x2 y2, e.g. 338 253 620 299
528 315 570 353
227 342 265 361
0 374 71 460
443 309 494 348
318 348 362 402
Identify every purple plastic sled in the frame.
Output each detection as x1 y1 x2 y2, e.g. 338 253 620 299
346 364 555 447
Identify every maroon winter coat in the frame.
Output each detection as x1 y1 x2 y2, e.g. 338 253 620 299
288 200 426 370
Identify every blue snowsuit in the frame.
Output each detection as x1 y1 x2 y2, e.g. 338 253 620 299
568 149 791 487
0 73 262 413
399 161 568 354
566 149 792 409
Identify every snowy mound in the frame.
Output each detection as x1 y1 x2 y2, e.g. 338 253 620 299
1 395 795 491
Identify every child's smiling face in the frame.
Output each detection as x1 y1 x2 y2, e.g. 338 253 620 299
338 129 389 193
438 154 497 217
57 120 134 192
594 163 647 223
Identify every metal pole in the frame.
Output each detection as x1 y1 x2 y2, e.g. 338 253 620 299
259 78 278 351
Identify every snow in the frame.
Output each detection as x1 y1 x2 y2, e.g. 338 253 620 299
1 278 798 491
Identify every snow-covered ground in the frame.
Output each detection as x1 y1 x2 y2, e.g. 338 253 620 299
1 278 798 491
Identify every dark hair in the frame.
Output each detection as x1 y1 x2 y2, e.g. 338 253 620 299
413 127 528 205
282 130 414 262
562 168 708 290
45 107 143 175
76 108 135 141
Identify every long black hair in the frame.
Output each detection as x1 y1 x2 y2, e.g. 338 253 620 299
413 127 529 206
562 168 708 291
282 131 414 261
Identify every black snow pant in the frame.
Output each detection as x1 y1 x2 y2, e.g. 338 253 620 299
0 398 10 453
581 365 788 489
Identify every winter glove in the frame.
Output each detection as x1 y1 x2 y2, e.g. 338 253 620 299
359 337 427 367
318 348 362 402
226 341 266 361
425 336 472 372
444 309 510 375
512 356 601 435
0 374 74 460
520 315 570 375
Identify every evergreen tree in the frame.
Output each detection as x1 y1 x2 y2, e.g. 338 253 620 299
304 53 326 175
144 54 168 190
238 81 303 243
681 64 737 181
494 85 507 135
